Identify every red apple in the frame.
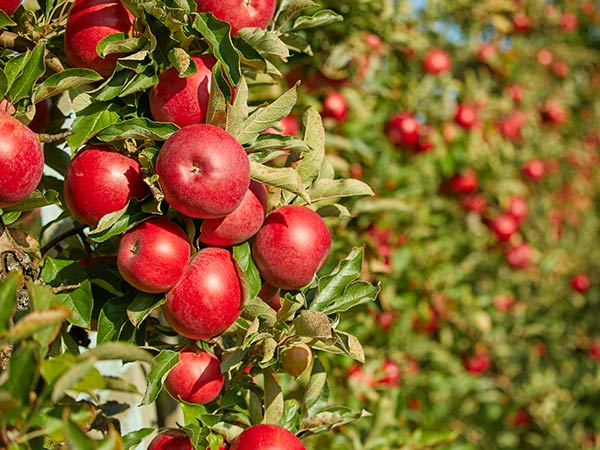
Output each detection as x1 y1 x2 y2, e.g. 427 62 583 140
321 91 348 122
156 124 250 219
507 84 524 103
505 243 532 269
463 350 491 374
509 408 532 427
195 0 277 36
63 145 148 226
589 340 600 362
265 115 301 137
230 424 305 450
165 348 224 404
64 0 135 77
560 12 578 32
252 205 331 290
512 12 531 32
162 247 243 340
552 60 569 78
27 99 52 134
0 111 44 208
476 42 496 64
199 181 268 246
494 294 516 312
488 213 519 242
522 159 546 182
449 168 478 194
117 218 190 293
148 429 192 450
375 358 401 387
258 282 281 311
540 99 567 125
149 55 216 128
376 310 396 333
422 48 452 74
536 49 554 67
386 112 420 149
507 196 528 223
454 103 478 129
460 193 487 213
0 0 21 15
412 305 439 334
497 110 527 142
570 273 591 293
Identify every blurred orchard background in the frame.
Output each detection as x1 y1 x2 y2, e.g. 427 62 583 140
1 0 599 449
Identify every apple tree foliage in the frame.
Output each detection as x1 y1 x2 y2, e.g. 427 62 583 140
285 1 600 449
0 0 379 448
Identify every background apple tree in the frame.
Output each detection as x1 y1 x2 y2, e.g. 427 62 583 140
0 0 379 448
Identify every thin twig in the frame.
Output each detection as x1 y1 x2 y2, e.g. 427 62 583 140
41 224 87 256
0 31 65 73
37 130 73 143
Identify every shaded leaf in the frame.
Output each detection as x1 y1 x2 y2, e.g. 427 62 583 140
141 349 179 405
97 118 178 142
33 69 103 103
250 162 310 203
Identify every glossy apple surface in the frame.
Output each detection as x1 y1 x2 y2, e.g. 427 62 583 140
449 168 478 194
149 55 216 128
156 124 250 219
386 112 420 149
165 349 224 404
63 145 148 226
570 274 591 293
454 103 478 129
199 181 268 246
195 0 277 35
322 91 348 122
489 214 518 242
64 0 134 77
252 205 331 290
230 424 305 450
162 247 243 340
148 429 192 450
0 111 44 208
117 218 190 293
0 0 22 15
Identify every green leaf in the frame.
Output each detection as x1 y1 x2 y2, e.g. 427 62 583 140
0 189 60 213
97 118 178 142
309 179 374 203
67 103 120 150
235 84 298 145
237 28 290 62
41 258 94 328
168 47 195 76
141 349 179 405
192 13 241 85
3 342 38 405
97 34 148 57
332 331 365 363
250 162 310 203
84 342 155 364
291 9 343 31
127 292 166 327
310 247 376 314
86 200 151 243
304 357 328 416
233 242 261 299
226 75 249 138
51 358 99 403
122 428 154 449
241 297 277 328
33 69 103 103
282 0 319 21
0 307 72 347
0 10 16 28
97 297 137 344
28 283 69 354
263 371 284 424
296 108 325 185
64 417 95 448
0 69 8 100
409 429 460 446
206 68 228 128
0 271 20 334
7 42 46 103
300 407 370 434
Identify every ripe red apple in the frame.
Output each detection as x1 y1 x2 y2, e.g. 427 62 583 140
258 282 281 311
507 84 524 103
589 340 600 362
117 218 191 293
412 305 439 334
280 343 313 378
148 429 192 450
560 12 578 32
386 112 420 149
156 124 250 219
497 110 527 142
488 213 519 242
162 247 243 340
165 348 224 404
375 358 401 387
476 42 496 64
0 111 44 208
149 55 216 128
463 350 491 374
522 159 546 182
494 294 516 312
460 193 487 214
449 168 478 194
64 0 134 77
536 49 554 67
252 205 331 290
454 103 478 129
321 91 348 122
540 99 567 125
230 424 305 450
0 0 21 15
375 310 396 333
195 0 277 36
63 145 148 226
552 60 569 78
199 181 268 246
512 12 531 32
505 243 532 269
507 196 528 223
570 273 591 293
422 48 452 74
